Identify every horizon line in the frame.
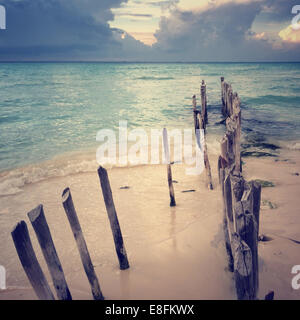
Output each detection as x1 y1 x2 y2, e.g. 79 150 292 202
0 60 300 64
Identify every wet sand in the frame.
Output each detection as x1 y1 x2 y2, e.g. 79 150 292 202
0 148 300 300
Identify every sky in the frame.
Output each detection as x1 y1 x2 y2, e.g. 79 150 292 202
0 0 299 61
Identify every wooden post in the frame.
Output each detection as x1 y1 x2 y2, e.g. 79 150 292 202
201 80 207 124
163 128 176 206
62 188 104 300
235 201 258 299
220 168 234 271
192 95 198 131
197 113 213 190
11 221 55 300
241 180 261 237
221 77 225 107
224 172 233 223
97 166 130 270
251 181 261 236
232 233 253 300
220 136 229 164
233 94 242 172
28 205 72 300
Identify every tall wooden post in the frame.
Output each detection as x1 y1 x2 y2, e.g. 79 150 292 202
97 166 130 270
201 80 208 125
192 95 198 131
163 128 176 206
11 221 55 300
197 113 213 190
28 205 72 300
221 77 225 107
62 188 104 300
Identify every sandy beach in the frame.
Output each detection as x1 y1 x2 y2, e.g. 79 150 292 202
0 145 299 300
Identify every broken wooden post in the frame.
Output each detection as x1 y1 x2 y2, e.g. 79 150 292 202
197 113 213 190
248 181 261 237
235 201 258 299
97 166 130 270
163 128 176 206
28 205 72 300
11 221 55 300
201 80 208 125
232 233 253 300
62 188 104 300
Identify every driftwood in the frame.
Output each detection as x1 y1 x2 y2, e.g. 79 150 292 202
98 166 130 270
62 188 104 300
163 128 176 206
28 205 72 300
11 221 55 300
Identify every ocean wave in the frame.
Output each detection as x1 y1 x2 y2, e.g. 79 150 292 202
0 158 99 196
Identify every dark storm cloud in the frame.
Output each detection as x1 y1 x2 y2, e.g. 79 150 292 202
262 0 299 22
0 0 128 60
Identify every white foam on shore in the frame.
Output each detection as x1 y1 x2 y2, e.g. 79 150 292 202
0 137 222 197
0 156 99 196
285 141 300 150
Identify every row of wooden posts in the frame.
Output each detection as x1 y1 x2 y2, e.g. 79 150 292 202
10 77 272 300
218 77 273 300
192 80 213 190
11 168 129 300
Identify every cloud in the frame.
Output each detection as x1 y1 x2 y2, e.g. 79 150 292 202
279 25 300 43
0 0 129 60
152 0 300 61
0 0 299 61
261 0 299 22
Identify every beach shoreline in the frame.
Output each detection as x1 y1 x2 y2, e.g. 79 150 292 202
0 146 299 300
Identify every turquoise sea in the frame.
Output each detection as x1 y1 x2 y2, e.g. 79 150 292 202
0 62 300 194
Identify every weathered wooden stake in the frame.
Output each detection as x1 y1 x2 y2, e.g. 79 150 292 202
232 233 253 300
11 221 55 300
163 128 176 206
197 113 213 190
62 188 104 300
220 168 234 271
28 205 72 300
192 95 198 131
201 80 208 124
97 166 130 270
248 181 261 237
235 201 258 299
221 77 225 107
